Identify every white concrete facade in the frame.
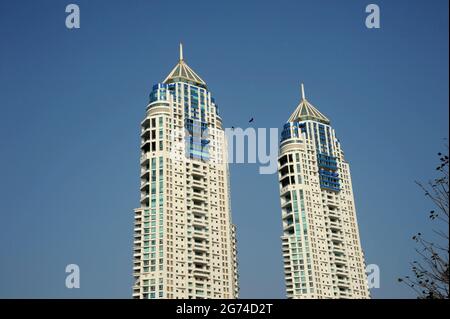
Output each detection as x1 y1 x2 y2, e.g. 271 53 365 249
132 45 238 299
278 85 370 299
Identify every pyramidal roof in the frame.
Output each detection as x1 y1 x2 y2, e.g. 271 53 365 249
163 44 207 88
288 84 330 125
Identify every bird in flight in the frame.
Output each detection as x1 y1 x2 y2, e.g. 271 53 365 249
249 118 254 123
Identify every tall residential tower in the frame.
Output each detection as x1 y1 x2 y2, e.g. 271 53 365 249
133 45 238 299
278 84 369 299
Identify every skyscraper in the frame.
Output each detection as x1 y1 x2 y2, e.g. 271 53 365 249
278 84 369 299
133 44 238 299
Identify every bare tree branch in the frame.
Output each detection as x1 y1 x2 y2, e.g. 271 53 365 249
399 148 449 299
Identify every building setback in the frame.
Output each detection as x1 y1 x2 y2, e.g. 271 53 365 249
133 44 238 299
278 84 369 299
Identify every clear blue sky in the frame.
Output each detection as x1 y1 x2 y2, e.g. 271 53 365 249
0 0 448 298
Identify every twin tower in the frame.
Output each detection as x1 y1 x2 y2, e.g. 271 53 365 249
132 45 370 299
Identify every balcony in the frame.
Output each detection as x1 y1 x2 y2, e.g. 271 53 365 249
192 203 205 212
141 128 150 139
326 199 339 208
281 200 292 209
333 267 348 277
279 185 293 196
140 153 151 164
193 255 209 264
141 139 150 149
337 279 350 288
188 206 208 217
192 179 206 189
282 251 292 260
338 292 351 299
192 167 205 177
284 267 292 276
282 211 294 221
284 217 295 228
333 256 347 266
191 208 207 217
192 218 207 227
192 192 206 201
284 229 295 237
332 245 345 254
140 181 150 191
330 233 344 243
193 243 209 252
193 268 210 278
194 290 206 298
140 194 150 203
140 168 150 179
328 210 340 219
141 117 150 128
329 222 342 230
193 230 208 240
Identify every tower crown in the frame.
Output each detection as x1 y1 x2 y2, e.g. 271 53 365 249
163 43 207 89
288 83 330 125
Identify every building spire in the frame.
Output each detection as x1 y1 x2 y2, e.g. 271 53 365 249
301 83 306 100
163 43 207 88
179 43 184 61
